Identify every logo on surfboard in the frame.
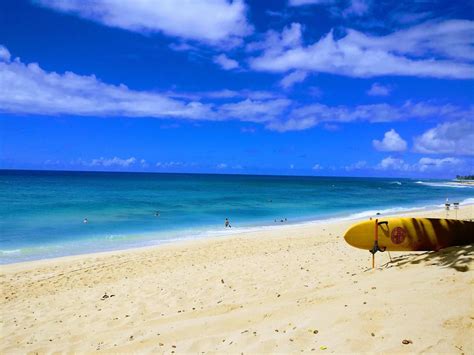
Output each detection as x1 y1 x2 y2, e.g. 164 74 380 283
391 227 407 244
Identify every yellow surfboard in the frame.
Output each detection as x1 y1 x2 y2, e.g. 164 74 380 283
344 218 474 252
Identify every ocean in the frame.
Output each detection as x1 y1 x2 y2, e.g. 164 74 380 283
1 170 473 264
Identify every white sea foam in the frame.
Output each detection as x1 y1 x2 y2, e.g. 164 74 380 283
415 180 473 188
0 249 21 255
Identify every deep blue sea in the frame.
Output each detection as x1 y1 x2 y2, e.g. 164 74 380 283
1 170 473 264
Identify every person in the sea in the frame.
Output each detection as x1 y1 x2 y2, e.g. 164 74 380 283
155 211 160 217
225 218 231 228
83 218 88 224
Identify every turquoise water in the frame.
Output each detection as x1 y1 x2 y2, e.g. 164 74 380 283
1 170 473 264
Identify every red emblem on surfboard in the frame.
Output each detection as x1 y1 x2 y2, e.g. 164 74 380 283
391 227 407 244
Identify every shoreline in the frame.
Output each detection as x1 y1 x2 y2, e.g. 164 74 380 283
2 200 474 267
3 203 473 271
1 204 473 353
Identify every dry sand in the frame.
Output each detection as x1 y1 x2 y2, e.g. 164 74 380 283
1 205 473 354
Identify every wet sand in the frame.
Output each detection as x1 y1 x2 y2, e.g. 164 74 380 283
1 205 473 353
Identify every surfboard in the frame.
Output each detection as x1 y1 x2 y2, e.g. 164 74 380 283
344 218 474 252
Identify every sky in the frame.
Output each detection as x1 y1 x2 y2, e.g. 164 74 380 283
0 0 473 178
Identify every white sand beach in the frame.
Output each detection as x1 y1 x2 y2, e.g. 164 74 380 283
1 205 473 353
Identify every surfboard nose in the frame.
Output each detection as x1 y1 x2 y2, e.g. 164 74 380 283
343 224 359 248
343 220 374 250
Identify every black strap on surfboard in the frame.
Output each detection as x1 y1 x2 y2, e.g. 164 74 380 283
369 240 386 255
370 219 387 268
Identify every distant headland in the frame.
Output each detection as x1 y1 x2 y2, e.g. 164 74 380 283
455 175 474 186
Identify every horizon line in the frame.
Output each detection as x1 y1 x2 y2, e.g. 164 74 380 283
0 168 450 180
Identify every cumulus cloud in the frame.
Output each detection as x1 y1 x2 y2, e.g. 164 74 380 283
367 83 391 96
373 129 407 152
413 120 474 156
213 54 239 70
36 0 252 46
312 163 323 170
249 20 474 79
377 156 410 171
279 70 308 89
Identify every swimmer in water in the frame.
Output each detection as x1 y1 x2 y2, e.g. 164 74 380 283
225 218 231 228
155 211 160 217
83 218 88 224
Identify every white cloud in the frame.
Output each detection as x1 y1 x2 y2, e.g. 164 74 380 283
343 0 370 17
90 157 137 168
168 89 280 101
218 98 291 123
0 45 10 62
213 54 239 70
367 83 391 96
376 156 462 172
216 163 228 169
0 51 214 119
413 120 474 156
417 157 462 172
345 160 367 171
266 101 473 132
373 129 407 152
377 156 411 171
348 19 474 62
1 47 472 136
156 161 190 168
289 0 334 5
249 20 474 79
312 163 323 170
279 70 308 89
246 22 303 52
0 46 296 126
36 0 252 46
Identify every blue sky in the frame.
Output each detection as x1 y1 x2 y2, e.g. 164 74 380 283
0 0 473 178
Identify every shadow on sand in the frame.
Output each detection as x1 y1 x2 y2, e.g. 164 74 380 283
383 243 474 272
